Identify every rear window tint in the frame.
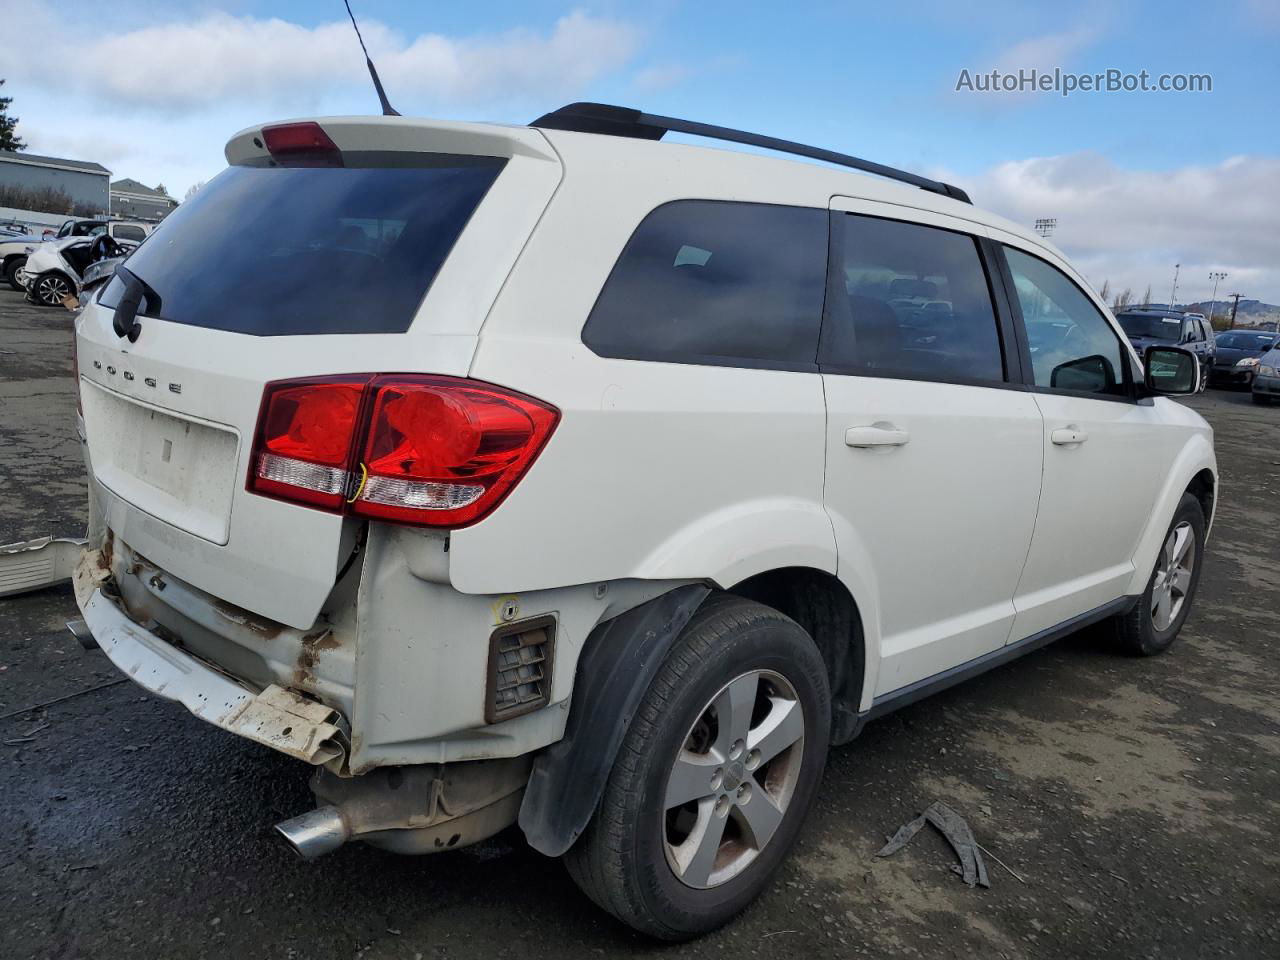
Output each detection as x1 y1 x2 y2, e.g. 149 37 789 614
582 200 827 369
100 157 504 335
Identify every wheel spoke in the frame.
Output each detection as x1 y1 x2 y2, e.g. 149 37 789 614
675 803 728 887
665 751 721 809
1172 567 1192 597
747 696 803 766
733 788 785 851
1154 588 1173 629
712 672 759 754
1171 525 1193 567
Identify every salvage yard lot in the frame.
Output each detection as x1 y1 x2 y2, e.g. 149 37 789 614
2 285 1278 959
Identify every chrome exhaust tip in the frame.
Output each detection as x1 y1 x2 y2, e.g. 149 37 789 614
275 806 350 860
66 618 96 650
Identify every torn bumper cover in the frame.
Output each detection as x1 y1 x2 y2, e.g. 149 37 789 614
73 546 349 771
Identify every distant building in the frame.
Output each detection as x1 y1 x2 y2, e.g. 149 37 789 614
0 150 111 213
110 178 178 221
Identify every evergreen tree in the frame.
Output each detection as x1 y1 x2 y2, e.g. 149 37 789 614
0 80 25 151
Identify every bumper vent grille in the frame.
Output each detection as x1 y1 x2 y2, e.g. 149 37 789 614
485 615 556 723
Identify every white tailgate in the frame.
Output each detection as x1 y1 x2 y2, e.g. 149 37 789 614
81 379 240 544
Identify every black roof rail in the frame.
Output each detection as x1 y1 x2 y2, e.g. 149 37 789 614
530 102 972 204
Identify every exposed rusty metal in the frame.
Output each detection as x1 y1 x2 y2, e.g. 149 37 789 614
211 598 284 639
294 627 340 688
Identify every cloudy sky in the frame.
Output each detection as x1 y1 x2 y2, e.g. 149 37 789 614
5 0 1279 303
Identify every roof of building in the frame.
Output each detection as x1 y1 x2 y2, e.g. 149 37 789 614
0 149 110 175
110 178 175 201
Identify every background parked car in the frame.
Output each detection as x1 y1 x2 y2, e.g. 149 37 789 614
1115 308 1215 392
22 233 137 306
1211 329 1279 386
1252 344 1280 405
1 232 39 291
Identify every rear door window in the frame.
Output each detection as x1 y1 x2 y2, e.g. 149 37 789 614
821 213 1006 383
582 200 828 369
113 224 147 243
99 157 504 335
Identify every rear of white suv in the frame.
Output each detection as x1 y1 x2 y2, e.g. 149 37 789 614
71 106 1216 940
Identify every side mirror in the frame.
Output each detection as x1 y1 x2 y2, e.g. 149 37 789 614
1144 346 1198 395
1051 354 1116 392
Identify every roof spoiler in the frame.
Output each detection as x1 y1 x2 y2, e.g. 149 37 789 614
530 102 971 204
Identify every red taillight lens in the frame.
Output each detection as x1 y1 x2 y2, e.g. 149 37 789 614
247 375 559 528
249 377 370 509
261 122 342 167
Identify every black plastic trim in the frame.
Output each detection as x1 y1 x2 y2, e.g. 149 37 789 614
862 595 1138 723
531 102 971 203
518 584 711 857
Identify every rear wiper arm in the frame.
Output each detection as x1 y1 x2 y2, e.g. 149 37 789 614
112 266 162 342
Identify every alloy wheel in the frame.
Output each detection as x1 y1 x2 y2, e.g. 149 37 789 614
36 274 71 306
662 669 805 889
1151 520 1195 631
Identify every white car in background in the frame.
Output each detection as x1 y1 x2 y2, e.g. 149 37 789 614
64 104 1217 939
22 221 152 306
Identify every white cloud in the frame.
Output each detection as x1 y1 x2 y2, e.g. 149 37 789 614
4 6 642 111
632 64 693 94
992 25 1100 74
945 153 1280 303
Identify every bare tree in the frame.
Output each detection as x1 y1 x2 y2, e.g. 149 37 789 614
1114 288 1133 310
1098 279 1111 303
183 181 206 202
1141 284 1152 308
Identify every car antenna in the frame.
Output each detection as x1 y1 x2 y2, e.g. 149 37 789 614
343 0 400 116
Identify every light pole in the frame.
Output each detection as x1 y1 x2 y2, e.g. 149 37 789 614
1169 263 1180 310
1206 271 1227 328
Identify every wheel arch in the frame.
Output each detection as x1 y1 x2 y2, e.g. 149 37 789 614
1124 438 1217 596
723 566 866 745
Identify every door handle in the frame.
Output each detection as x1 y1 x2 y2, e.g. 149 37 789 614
1050 427 1088 445
845 424 910 448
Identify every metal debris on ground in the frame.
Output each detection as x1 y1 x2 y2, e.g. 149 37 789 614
875 800 992 888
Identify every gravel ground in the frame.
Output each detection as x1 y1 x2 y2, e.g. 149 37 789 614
2 285 1278 959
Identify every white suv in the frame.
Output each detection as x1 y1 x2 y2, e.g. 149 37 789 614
70 104 1216 939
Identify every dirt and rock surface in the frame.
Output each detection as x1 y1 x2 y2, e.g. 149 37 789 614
2 286 1277 958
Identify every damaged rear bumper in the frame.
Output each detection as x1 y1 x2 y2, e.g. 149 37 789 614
73 544 349 771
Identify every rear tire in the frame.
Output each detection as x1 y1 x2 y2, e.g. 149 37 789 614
4 256 26 291
1252 393 1271 406
564 594 830 940
1112 493 1205 656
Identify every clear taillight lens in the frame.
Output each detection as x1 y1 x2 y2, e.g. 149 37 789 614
247 375 558 528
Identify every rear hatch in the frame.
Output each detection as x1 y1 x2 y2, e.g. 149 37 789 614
76 117 562 629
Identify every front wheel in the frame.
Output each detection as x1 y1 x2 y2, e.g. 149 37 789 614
1112 492 1205 655
565 595 831 940
4 256 26 291
1253 392 1272 405
30 272 74 307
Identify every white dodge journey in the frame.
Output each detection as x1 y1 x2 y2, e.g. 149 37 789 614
69 103 1216 938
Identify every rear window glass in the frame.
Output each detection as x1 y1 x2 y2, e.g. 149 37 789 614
582 200 828 369
100 158 504 335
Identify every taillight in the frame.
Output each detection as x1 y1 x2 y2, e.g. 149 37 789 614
247 375 559 529
261 122 343 168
